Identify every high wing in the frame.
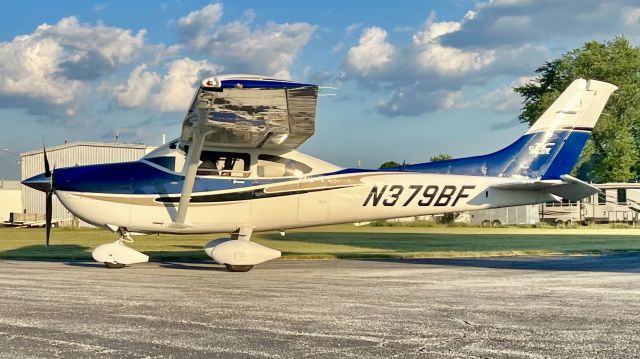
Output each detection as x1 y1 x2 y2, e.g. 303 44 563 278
180 74 318 150
492 174 600 202
172 75 318 227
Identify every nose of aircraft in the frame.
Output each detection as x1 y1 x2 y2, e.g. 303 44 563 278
21 173 53 193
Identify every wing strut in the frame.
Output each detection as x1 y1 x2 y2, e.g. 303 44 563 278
171 95 212 228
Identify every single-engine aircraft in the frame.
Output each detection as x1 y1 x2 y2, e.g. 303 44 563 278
22 76 617 271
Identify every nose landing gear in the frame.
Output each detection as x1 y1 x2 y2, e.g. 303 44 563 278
92 227 149 268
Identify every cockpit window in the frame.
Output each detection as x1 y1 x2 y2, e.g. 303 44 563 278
257 154 312 177
146 156 176 171
197 151 250 178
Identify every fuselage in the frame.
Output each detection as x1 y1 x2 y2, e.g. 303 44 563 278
49 139 554 234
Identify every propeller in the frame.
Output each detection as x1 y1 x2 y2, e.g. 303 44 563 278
21 144 56 246
43 145 53 246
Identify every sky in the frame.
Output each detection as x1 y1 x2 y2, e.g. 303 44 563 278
1 0 639 179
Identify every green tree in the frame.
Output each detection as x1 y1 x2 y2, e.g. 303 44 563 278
429 153 453 162
379 161 400 169
514 36 640 182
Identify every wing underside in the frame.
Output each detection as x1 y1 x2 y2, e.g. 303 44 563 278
172 75 318 227
180 76 318 150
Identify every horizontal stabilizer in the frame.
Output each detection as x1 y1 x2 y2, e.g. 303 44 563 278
492 174 600 202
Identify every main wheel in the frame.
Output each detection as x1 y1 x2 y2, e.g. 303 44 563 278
104 262 125 269
224 264 254 272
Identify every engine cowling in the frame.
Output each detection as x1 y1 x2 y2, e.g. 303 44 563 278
204 238 281 266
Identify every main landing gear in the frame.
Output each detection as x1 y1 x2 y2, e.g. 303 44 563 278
91 227 149 269
204 226 281 272
91 226 280 272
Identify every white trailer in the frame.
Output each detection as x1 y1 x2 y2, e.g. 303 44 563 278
540 183 640 225
469 205 539 226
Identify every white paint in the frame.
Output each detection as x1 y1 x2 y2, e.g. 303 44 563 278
0 181 22 222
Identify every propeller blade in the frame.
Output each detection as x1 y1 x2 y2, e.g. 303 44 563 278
43 146 51 178
45 191 52 246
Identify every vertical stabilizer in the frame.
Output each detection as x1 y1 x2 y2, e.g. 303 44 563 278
403 79 618 180
526 79 618 134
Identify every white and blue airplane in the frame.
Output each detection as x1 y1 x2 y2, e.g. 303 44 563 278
22 76 617 271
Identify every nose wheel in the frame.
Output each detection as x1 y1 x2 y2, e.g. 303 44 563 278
224 264 254 272
104 262 126 269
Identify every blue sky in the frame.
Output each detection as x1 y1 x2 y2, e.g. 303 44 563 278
1 0 639 179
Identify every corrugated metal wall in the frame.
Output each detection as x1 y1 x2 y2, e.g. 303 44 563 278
21 143 152 227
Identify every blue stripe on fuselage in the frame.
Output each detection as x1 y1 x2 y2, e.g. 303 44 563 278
53 161 286 195
384 130 590 180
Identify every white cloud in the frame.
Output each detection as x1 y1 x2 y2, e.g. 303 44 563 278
107 58 222 112
376 87 454 117
109 64 161 108
153 58 222 111
341 1 640 118
345 23 362 36
210 21 315 78
174 3 316 78
440 0 640 49
449 76 535 112
176 3 223 51
412 16 496 76
0 16 145 115
623 7 640 25
345 27 395 75
341 9 549 117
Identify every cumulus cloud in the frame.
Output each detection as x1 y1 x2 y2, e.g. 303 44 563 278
345 27 395 75
107 57 222 112
440 0 640 49
0 16 145 115
176 3 223 51
341 9 548 117
109 64 161 108
341 0 640 118
175 3 316 78
376 88 455 117
448 76 534 112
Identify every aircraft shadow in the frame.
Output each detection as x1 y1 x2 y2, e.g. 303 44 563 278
157 261 227 271
0 244 91 261
364 254 640 273
263 231 640 273
64 261 105 268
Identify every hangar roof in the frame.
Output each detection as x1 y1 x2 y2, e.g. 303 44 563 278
20 142 150 157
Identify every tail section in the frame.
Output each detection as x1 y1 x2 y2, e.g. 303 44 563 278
404 79 618 180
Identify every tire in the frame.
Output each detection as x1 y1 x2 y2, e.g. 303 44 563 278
224 264 254 272
104 262 125 269
555 220 565 227
491 220 502 227
481 220 490 227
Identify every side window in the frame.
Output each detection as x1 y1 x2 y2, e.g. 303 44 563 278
617 188 627 204
146 156 176 171
257 154 312 177
197 151 250 178
598 189 606 205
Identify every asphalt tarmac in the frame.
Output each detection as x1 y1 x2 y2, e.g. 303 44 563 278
0 255 639 358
